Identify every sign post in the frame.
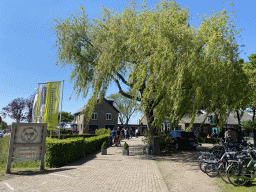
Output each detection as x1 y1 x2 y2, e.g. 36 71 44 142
6 123 47 173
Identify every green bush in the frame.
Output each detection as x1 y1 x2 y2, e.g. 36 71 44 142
0 133 109 170
95 128 111 135
123 142 129 150
101 141 108 149
158 132 174 151
197 136 205 143
45 134 109 168
48 133 95 139
198 136 222 144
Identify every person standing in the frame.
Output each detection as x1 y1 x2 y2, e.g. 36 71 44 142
135 128 139 138
127 128 129 140
121 128 124 138
116 127 120 137
225 129 231 143
124 128 127 139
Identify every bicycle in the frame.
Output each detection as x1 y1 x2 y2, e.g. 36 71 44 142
226 146 256 186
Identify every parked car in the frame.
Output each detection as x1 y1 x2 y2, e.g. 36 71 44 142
168 130 199 150
0 131 3 138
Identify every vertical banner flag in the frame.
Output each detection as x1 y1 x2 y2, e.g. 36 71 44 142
43 81 61 130
31 92 38 123
38 83 47 123
34 89 40 123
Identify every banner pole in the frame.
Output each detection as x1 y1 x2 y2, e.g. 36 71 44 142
58 80 64 140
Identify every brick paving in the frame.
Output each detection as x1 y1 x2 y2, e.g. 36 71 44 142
0 136 169 192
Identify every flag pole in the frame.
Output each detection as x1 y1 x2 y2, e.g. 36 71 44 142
58 80 64 140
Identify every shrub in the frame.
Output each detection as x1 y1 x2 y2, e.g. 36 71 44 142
101 141 108 149
158 132 173 151
197 136 205 143
142 129 152 146
95 128 111 135
198 136 222 144
123 142 129 150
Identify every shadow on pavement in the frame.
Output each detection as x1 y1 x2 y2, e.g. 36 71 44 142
129 143 214 163
8 167 76 176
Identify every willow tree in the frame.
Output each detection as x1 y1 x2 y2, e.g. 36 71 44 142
53 0 245 144
242 53 256 144
107 92 141 125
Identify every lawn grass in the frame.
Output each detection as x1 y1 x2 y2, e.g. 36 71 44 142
215 177 256 192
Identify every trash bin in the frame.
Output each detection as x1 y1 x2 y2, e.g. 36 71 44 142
146 145 151 154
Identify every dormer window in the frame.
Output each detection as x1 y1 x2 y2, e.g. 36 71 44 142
92 113 98 120
106 113 112 120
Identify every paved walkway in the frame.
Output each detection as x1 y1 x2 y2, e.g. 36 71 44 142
0 136 169 192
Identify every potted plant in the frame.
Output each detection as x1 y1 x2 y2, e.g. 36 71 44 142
122 142 129 155
101 141 108 155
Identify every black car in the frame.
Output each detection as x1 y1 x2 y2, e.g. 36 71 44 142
168 130 199 150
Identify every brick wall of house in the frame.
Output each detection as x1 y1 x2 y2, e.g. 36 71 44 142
140 116 148 126
74 113 84 134
83 99 119 133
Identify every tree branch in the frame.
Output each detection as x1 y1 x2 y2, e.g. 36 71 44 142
116 72 133 88
111 75 141 102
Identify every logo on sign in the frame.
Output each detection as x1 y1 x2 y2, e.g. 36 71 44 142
21 127 38 142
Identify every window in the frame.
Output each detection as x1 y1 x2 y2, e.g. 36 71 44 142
79 115 80 121
106 113 112 120
92 113 98 120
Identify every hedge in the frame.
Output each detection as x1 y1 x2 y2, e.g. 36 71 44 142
45 134 109 168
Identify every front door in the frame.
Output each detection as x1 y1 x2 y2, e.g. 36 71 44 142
89 125 98 134
105 124 115 130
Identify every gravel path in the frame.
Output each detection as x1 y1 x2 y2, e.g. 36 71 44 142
156 144 222 192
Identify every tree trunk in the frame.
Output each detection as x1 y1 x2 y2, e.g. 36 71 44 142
236 110 241 132
253 109 256 146
145 103 155 147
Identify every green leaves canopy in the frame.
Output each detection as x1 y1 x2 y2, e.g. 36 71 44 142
52 0 247 135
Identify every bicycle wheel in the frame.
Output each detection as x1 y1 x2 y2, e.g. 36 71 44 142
218 163 230 183
198 156 204 167
199 160 207 173
227 164 248 186
205 163 219 177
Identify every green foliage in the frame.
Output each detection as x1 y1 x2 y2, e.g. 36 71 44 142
0 135 10 172
142 129 152 146
123 142 129 150
101 141 108 149
107 92 141 124
241 120 256 133
58 112 75 127
197 136 222 144
47 133 95 139
45 134 109 168
0 133 109 170
158 132 174 151
95 128 111 135
249 53 256 68
52 0 246 144
0 120 8 130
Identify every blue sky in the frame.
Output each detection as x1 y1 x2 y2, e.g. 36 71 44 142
0 0 255 126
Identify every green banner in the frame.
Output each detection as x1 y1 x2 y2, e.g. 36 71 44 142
43 81 61 130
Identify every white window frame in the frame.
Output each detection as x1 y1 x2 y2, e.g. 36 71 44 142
106 113 112 120
92 113 98 120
